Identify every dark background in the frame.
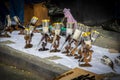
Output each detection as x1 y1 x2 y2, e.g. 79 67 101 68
1 0 120 25
49 0 120 25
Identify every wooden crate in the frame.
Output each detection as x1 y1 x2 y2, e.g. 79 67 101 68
33 3 50 26
24 3 50 26
24 4 34 25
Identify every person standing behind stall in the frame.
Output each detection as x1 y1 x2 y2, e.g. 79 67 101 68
0 0 10 29
9 0 24 24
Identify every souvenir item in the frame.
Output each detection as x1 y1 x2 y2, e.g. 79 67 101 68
37 19 50 51
101 55 115 71
50 23 61 52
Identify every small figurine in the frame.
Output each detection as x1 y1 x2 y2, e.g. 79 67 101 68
79 44 93 67
24 28 33 48
63 43 73 56
61 22 73 54
37 19 50 51
68 23 83 56
0 15 12 37
69 40 79 56
13 16 25 35
24 16 38 48
91 30 100 43
69 23 86 57
79 32 93 67
50 23 61 52
101 55 115 72
75 39 85 59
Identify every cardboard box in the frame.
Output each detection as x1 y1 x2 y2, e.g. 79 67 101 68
54 67 104 80
24 3 50 26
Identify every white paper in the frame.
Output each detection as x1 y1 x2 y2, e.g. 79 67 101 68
0 31 120 74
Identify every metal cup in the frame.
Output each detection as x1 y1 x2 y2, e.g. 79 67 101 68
24 28 30 35
29 25 35 34
54 22 62 35
42 19 50 33
13 16 20 24
77 23 85 31
84 26 92 32
82 32 91 41
42 19 50 27
91 30 99 42
82 32 91 46
30 16 38 25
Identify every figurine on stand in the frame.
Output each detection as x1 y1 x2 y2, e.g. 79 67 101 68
37 19 51 51
24 16 38 48
90 30 100 43
50 23 61 52
24 28 33 48
73 24 92 58
61 22 74 54
0 15 12 37
63 43 73 56
75 39 85 59
68 23 84 56
13 16 25 34
101 55 115 71
79 32 93 67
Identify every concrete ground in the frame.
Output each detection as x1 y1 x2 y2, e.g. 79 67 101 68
93 26 120 53
0 63 45 80
0 43 70 80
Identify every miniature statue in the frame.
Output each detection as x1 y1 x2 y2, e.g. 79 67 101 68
50 23 61 52
69 40 79 56
69 23 86 57
79 32 93 67
79 44 93 67
91 30 100 43
24 28 33 48
0 15 12 37
68 23 83 56
101 55 115 71
61 22 73 54
24 16 38 48
63 43 73 56
13 16 25 35
37 19 51 51
74 39 85 59
50 35 61 52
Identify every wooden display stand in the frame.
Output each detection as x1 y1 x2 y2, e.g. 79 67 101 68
54 68 104 80
24 3 50 26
